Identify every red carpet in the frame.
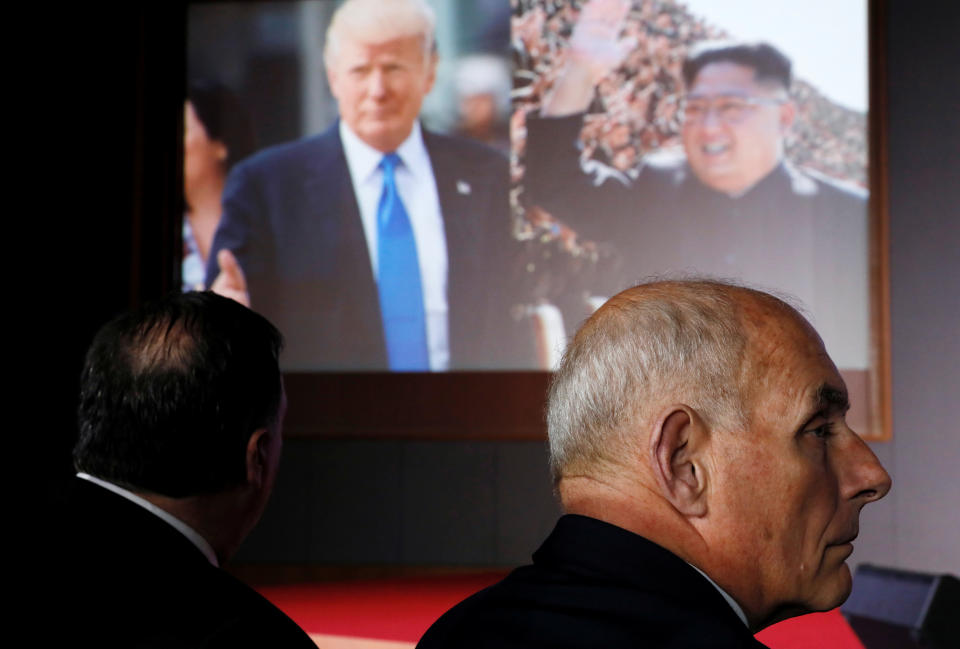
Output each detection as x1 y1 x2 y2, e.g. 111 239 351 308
257 573 505 642
756 610 866 649
258 574 865 648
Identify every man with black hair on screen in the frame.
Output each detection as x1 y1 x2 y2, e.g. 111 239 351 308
523 0 869 355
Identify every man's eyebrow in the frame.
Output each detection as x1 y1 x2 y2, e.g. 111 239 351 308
814 384 850 413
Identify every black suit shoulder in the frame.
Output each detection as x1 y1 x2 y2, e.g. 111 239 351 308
231 129 340 180
237 126 506 181
46 480 315 648
423 129 508 168
217 128 343 231
418 515 767 649
782 164 867 222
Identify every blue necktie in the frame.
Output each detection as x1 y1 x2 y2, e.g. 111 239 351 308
377 153 429 371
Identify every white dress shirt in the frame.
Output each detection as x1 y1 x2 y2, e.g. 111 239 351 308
688 562 750 627
77 472 219 567
339 120 450 371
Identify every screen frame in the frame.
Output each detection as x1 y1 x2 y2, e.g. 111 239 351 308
152 1 889 441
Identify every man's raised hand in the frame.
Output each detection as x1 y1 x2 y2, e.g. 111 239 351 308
542 0 634 116
210 249 251 308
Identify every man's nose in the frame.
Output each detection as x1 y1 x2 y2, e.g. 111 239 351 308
698 105 725 130
368 70 388 98
841 431 892 504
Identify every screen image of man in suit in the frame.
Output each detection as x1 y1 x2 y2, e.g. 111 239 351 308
417 279 892 648
208 0 527 371
51 292 315 648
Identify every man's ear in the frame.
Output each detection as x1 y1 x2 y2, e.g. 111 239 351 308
245 428 270 488
649 406 708 517
779 100 796 132
325 62 340 102
423 50 439 94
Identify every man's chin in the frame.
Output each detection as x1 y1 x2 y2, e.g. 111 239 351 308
356 119 411 151
689 165 747 195
759 570 853 632
833 562 854 603
811 562 854 612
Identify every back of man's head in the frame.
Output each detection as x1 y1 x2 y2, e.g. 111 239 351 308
682 41 792 91
74 291 284 498
547 279 791 485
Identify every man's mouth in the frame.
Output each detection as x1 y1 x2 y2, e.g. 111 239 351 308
831 542 855 561
702 142 730 156
829 530 859 548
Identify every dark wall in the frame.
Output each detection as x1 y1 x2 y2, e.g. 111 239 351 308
41 5 181 496
852 0 960 576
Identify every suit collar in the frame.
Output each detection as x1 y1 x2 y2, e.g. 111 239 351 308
682 160 794 204
301 123 362 230
422 129 480 246
77 473 219 566
536 515 750 629
338 119 432 183
72 476 215 569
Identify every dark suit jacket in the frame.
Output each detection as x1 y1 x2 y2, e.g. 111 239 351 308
208 123 528 370
46 478 316 648
417 515 769 649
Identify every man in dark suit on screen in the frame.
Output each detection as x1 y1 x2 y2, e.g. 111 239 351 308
417 279 891 648
208 0 526 371
52 291 315 648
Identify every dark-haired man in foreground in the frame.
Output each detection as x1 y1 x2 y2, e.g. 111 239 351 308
417 279 890 648
54 292 315 647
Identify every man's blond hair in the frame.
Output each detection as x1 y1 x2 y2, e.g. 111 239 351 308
324 0 436 66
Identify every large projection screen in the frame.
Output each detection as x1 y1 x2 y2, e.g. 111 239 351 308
181 0 890 440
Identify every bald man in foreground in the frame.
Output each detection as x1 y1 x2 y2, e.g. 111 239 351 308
417 280 891 648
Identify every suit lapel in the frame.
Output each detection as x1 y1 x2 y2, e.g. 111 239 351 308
302 124 369 275
423 130 485 365
426 132 481 264
301 123 387 365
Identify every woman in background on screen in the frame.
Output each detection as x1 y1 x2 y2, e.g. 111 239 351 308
183 80 255 291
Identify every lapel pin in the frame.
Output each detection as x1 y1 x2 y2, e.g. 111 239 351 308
456 180 471 195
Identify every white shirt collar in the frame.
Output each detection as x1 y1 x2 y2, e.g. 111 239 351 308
687 562 750 628
337 118 451 371
339 119 431 182
77 472 219 567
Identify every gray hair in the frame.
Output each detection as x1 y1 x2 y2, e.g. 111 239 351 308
547 280 762 484
456 55 512 118
324 0 436 66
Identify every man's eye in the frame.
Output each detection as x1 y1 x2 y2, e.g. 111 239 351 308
808 423 835 439
718 101 747 120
